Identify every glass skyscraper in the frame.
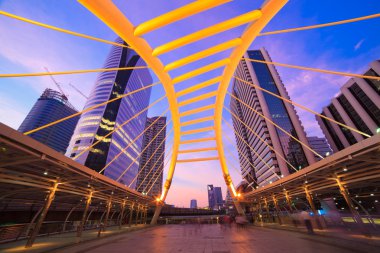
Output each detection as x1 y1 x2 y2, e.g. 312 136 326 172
18 88 79 154
231 49 315 186
66 37 152 187
207 185 223 210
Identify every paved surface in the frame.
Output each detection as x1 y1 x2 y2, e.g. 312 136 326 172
50 224 377 253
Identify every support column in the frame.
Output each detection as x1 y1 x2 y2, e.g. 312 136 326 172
257 200 263 223
135 205 140 226
103 198 112 231
128 204 134 227
272 195 282 225
143 208 148 224
151 202 163 225
304 187 324 229
25 181 58 248
263 198 270 222
77 191 92 238
336 178 369 236
284 190 294 212
119 200 126 229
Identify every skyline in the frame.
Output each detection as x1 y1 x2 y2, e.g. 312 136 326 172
1 0 380 207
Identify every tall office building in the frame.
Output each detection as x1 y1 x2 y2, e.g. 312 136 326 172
231 49 315 186
136 116 166 196
317 60 380 152
66 37 152 186
19 88 79 153
207 185 223 210
190 199 198 209
307 136 333 160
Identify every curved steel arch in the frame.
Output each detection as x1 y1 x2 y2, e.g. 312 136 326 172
78 0 287 215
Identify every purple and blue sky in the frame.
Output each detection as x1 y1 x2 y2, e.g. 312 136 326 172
0 0 379 207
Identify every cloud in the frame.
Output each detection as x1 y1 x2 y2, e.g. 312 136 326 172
354 39 365 51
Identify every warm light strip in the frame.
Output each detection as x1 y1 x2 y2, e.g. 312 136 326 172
152 10 262 56
176 77 221 97
0 10 130 48
181 126 214 135
134 0 231 36
225 106 298 172
172 59 230 84
165 39 241 71
181 116 214 127
177 157 219 163
180 104 215 117
243 58 380 81
178 147 218 154
178 91 217 107
259 13 380 36
0 66 148 78
24 82 159 135
73 95 166 160
235 75 372 138
228 91 324 159
180 137 216 145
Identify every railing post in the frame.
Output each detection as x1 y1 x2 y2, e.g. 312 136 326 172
272 195 282 225
119 200 126 229
77 191 92 238
25 181 58 248
336 177 370 236
128 204 134 227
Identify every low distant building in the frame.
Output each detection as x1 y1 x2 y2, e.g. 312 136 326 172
18 88 78 154
307 136 333 160
317 60 380 152
190 199 197 209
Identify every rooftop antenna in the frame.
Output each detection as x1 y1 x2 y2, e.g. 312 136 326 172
69 83 89 99
43 67 68 100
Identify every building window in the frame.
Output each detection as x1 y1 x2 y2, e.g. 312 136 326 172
70 153 76 158
75 140 81 144
328 104 357 145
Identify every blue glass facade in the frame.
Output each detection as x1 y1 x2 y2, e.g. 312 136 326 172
18 89 79 154
247 50 309 170
66 37 152 187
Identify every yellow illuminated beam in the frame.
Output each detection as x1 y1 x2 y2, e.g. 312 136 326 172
180 137 216 145
24 82 159 135
178 147 217 154
181 116 214 127
243 58 380 81
134 0 231 36
234 76 372 138
214 0 288 200
0 66 148 78
0 10 130 49
165 39 241 71
152 10 262 56
176 76 221 97
177 157 219 163
180 104 215 117
182 126 214 135
229 91 324 159
78 0 181 202
172 59 230 85
178 91 217 107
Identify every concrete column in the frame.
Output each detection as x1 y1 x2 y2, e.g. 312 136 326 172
77 191 93 238
151 203 163 225
119 201 126 229
128 204 134 227
284 191 294 212
272 195 282 225
25 181 58 248
304 187 324 229
143 208 148 224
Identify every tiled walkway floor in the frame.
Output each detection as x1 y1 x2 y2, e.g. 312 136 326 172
51 224 377 253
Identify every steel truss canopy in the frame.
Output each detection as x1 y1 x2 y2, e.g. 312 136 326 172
77 0 289 203
242 134 380 202
0 123 151 209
